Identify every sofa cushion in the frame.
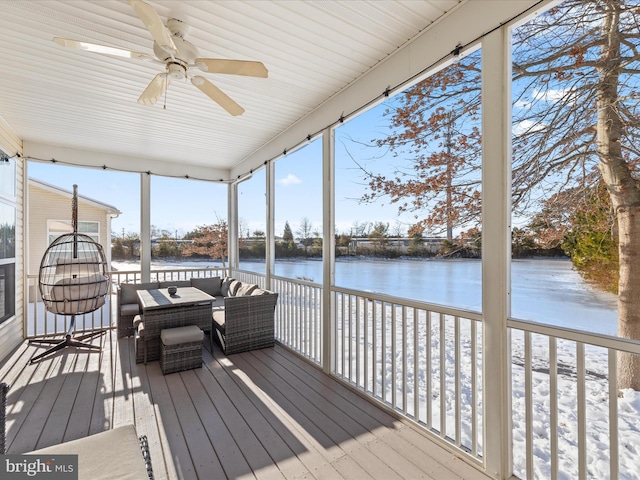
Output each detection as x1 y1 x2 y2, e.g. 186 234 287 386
120 282 159 304
228 280 242 296
251 288 270 296
159 280 191 289
120 303 140 316
235 283 258 296
191 277 222 296
220 277 235 297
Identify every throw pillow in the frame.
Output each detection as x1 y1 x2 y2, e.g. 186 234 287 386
228 280 242 296
235 283 258 296
220 277 235 297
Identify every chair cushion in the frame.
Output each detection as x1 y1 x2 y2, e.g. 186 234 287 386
32 425 149 480
120 282 159 304
161 325 204 346
220 277 235 297
120 303 140 316
191 277 222 296
212 297 225 308
212 309 226 331
235 283 258 296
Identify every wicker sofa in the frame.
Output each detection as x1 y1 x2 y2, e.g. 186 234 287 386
116 276 278 356
208 277 279 355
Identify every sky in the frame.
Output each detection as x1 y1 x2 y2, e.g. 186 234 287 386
26 112 415 240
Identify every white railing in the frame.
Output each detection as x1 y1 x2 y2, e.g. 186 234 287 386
25 275 112 338
230 268 267 289
110 267 227 286
332 286 484 462
25 267 227 338
508 319 640 480
271 275 323 364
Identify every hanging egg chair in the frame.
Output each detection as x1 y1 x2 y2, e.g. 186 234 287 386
29 185 110 364
39 233 109 315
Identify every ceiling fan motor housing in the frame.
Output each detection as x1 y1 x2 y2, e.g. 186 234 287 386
153 18 199 69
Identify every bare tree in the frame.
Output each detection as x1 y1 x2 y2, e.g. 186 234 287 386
357 0 640 388
297 217 314 253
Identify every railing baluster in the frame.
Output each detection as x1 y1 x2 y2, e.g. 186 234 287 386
550 336 558 480
426 310 432 431
414 308 420 422
525 331 533 480
372 299 377 398
364 298 369 393
439 312 445 438
608 348 619 480
577 342 586 480
339 292 345 377
381 302 387 404
471 319 477 457
391 302 397 410
356 295 361 389
402 305 408 415
455 315 460 446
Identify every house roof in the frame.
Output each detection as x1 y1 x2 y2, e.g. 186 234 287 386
28 177 121 217
0 1 548 181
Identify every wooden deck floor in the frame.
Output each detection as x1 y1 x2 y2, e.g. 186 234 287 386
0 328 490 480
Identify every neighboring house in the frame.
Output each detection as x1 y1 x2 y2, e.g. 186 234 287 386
27 178 120 276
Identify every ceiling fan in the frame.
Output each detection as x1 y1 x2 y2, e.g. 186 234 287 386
53 0 267 116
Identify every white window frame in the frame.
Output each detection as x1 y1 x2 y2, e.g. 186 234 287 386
47 219 100 245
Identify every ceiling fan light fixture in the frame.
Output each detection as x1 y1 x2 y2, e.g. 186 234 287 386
167 63 186 80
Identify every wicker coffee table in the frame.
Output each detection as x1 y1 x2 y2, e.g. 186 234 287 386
135 287 214 364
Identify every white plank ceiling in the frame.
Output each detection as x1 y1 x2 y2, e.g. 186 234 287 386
0 0 462 173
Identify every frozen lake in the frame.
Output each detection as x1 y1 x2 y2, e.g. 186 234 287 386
114 257 619 336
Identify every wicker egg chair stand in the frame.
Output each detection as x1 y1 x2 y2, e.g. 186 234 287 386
29 185 110 364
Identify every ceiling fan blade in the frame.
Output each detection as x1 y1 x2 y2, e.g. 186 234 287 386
53 37 152 61
191 76 244 116
195 58 268 78
138 73 171 105
128 0 176 54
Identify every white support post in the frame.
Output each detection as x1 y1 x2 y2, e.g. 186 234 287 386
482 27 513 479
228 182 239 273
140 172 151 283
322 127 335 374
105 214 113 270
266 161 275 289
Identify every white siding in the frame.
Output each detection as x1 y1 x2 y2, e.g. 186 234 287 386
0 157 24 361
28 185 112 276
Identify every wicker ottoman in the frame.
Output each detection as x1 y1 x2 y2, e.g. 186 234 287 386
160 325 204 375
